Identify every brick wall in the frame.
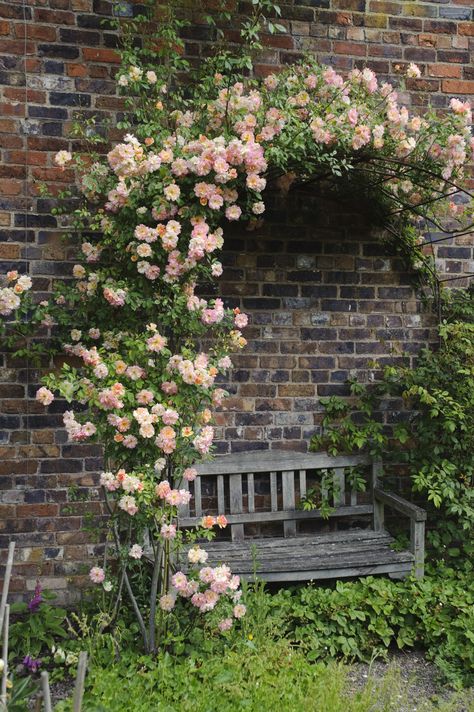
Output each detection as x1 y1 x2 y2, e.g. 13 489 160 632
0 1 473 601
214 189 439 455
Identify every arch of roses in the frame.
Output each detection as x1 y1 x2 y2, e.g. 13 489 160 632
1 9 473 653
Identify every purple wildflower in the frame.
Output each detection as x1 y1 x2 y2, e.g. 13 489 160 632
22 655 41 673
28 580 42 613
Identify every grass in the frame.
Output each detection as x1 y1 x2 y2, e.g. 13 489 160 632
54 639 474 712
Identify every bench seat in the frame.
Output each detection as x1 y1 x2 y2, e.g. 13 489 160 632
182 528 415 582
173 451 426 582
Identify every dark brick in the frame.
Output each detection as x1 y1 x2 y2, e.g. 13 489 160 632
38 44 80 59
14 214 57 228
262 284 298 297
44 60 65 73
49 92 91 106
59 28 101 44
242 298 281 310
77 14 105 29
28 106 68 119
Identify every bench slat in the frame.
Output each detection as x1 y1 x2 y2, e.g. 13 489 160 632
247 473 255 513
229 473 244 541
194 452 370 476
270 472 277 512
282 470 296 537
333 467 345 507
299 470 307 499
198 529 390 551
194 477 202 517
178 503 374 527
178 528 414 582
217 475 225 515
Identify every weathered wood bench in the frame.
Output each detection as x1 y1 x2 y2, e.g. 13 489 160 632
178 452 426 582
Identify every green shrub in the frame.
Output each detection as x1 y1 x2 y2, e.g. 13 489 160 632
54 638 472 712
311 312 474 561
271 562 474 687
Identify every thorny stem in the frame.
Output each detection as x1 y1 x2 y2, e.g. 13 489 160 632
103 489 149 651
148 522 163 654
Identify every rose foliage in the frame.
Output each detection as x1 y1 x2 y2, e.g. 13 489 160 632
1 3 473 654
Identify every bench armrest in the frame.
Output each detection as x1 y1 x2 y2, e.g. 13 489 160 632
373 487 426 579
373 487 426 521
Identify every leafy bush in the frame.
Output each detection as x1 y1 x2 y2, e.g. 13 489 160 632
312 296 474 560
54 637 472 712
271 562 474 687
9 584 67 662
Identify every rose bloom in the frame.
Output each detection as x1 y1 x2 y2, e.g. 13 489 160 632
160 523 177 539
216 515 228 528
161 381 178 395
136 389 154 405
201 515 216 529
234 313 248 328
218 618 233 632
89 566 105 584
225 205 242 221
156 480 171 499
233 603 247 619
54 150 72 167
183 467 197 481
188 547 208 565
406 62 421 79
159 594 175 612
118 495 138 515
36 387 54 406
129 544 143 559
211 262 223 277
164 183 180 201
73 264 86 279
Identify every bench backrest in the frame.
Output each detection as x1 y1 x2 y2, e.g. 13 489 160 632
178 452 379 541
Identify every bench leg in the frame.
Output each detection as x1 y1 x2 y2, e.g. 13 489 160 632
373 499 384 532
410 519 425 579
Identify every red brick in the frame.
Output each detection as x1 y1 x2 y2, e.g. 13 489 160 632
25 58 41 72
82 47 121 63
458 22 474 36
0 179 23 195
0 119 17 133
7 150 48 166
34 8 75 24
369 1 401 14
67 63 88 77
0 244 20 258
4 88 46 103
2 103 25 117
428 63 462 79
335 13 354 26
0 20 9 34
442 79 474 94
262 33 294 49
333 0 366 9
17 504 59 518
0 134 22 148
418 33 437 48
334 40 367 56
14 23 57 41
0 39 35 54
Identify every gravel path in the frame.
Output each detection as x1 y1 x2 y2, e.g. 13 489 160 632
347 651 474 711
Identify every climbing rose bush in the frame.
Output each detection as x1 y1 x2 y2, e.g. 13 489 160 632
2 43 473 652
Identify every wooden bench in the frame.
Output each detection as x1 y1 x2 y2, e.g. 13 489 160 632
177 452 427 582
